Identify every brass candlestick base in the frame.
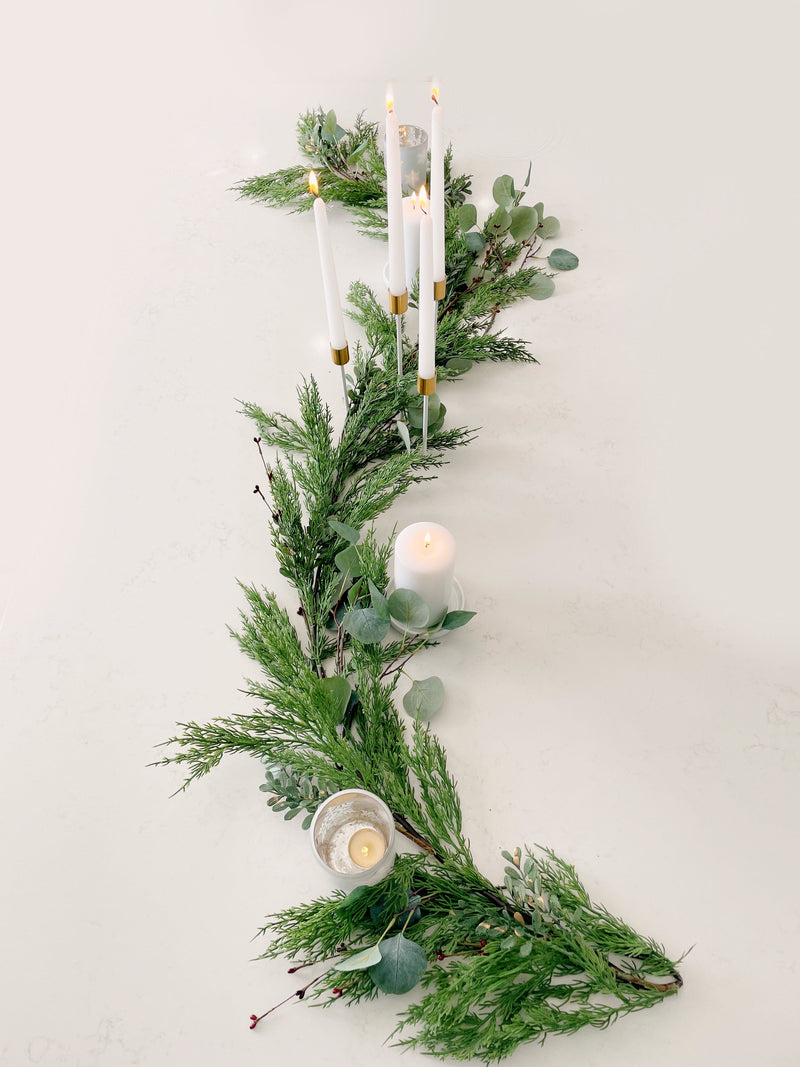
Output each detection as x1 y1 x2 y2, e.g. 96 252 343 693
388 290 409 315
417 374 437 396
331 344 350 366
433 278 446 301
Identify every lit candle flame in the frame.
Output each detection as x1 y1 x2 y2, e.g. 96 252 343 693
386 84 394 113
361 846 369 857
419 186 429 214
308 171 319 197
423 531 432 549
411 189 418 210
431 82 440 106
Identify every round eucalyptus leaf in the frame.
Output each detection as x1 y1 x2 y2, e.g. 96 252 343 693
328 519 360 544
335 545 363 581
403 676 445 719
539 215 560 239
509 206 539 243
457 203 477 231
548 248 579 271
489 206 512 233
367 578 391 622
464 231 486 253
335 944 383 972
368 933 428 995
445 357 473 376
492 174 516 209
387 588 430 628
407 393 441 429
527 275 556 301
318 675 353 718
343 607 390 644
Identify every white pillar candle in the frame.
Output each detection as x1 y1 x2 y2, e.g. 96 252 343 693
418 195 436 380
394 522 455 626
384 88 407 297
402 190 422 293
430 83 446 286
309 172 347 351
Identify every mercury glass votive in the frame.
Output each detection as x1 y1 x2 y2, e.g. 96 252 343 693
398 124 429 194
310 789 396 886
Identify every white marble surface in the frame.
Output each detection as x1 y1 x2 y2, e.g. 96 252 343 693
3 2 800 1064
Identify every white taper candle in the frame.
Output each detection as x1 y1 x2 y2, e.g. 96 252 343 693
418 197 436 380
385 89 407 297
310 174 347 351
430 84 445 285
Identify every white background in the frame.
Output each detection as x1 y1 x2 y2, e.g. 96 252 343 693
2 2 799 1064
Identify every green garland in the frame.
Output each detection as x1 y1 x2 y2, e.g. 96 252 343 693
159 106 682 1062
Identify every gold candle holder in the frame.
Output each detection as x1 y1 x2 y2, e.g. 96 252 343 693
417 374 437 396
388 289 409 316
433 278 446 301
331 344 350 366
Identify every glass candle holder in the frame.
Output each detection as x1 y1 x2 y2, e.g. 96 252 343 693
398 124 429 195
310 789 396 886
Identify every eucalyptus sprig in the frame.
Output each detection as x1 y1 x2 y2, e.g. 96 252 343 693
158 104 683 1062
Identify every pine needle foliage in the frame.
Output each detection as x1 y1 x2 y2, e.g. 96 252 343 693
158 104 680 1061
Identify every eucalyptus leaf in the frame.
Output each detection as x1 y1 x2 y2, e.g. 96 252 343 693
318 675 352 719
533 201 544 218
457 203 477 231
337 885 369 909
387 588 430 629
465 231 486 253
367 579 390 622
548 248 579 271
369 933 428 995
370 892 421 927
345 139 369 167
335 545 363 582
527 275 556 301
539 215 560 239
445 357 473 375
440 610 477 631
343 607 390 644
492 174 515 209
407 393 441 429
395 419 412 453
523 161 532 188
335 944 384 972
321 109 339 143
403 676 445 719
509 206 539 243
489 206 512 233
329 519 360 544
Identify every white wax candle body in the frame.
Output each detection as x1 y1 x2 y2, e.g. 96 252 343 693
384 106 407 296
402 196 421 293
430 98 445 284
312 196 347 350
418 209 436 380
393 522 455 625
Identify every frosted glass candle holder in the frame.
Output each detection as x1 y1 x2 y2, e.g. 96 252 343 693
398 124 428 194
310 789 396 886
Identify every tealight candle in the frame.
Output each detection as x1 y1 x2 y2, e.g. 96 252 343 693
393 522 456 626
348 827 386 868
310 789 396 886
